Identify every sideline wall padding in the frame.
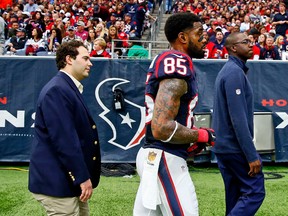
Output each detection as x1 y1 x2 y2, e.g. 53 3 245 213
0 57 287 162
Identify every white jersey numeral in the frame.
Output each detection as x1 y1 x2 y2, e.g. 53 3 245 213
164 57 187 75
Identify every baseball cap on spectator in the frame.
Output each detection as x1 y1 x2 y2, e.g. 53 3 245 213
212 21 219 25
79 8 84 13
138 0 145 3
22 11 31 17
65 12 71 17
59 10 65 14
215 26 222 31
269 29 276 35
94 5 100 13
111 13 117 17
17 28 26 33
68 26 75 31
35 8 42 12
77 21 85 26
62 17 70 23
125 13 132 17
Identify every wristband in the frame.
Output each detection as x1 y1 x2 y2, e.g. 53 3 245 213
197 129 209 143
161 121 178 143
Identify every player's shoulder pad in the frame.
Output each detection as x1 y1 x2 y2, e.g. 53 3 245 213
152 50 194 79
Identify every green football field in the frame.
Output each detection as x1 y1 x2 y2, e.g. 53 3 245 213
0 164 287 216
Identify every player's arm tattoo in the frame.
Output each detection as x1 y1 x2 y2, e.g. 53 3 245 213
151 78 199 144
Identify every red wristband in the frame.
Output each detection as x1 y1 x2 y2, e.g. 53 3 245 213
197 129 209 143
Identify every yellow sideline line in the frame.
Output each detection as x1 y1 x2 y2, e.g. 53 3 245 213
0 167 29 172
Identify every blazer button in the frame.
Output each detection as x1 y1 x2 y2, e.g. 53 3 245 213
93 157 96 160
94 141 98 145
92 125 96 129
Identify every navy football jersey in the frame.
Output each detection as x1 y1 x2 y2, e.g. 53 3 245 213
144 50 198 159
282 40 288 52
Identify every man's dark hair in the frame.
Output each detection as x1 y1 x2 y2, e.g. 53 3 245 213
164 13 201 43
56 40 86 70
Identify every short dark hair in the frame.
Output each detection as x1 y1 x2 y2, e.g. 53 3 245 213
56 40 86 70
164 13 201 43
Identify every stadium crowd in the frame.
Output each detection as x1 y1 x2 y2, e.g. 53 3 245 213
1 0 288 60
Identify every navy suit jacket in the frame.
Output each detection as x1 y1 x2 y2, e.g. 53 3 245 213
29 72 101 197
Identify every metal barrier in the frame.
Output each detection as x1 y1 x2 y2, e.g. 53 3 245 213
110 39 169 59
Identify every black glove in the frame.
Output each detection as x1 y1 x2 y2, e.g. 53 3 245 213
187 142 206 156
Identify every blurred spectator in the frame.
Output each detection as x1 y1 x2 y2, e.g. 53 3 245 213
127 36 148 59
32 11 45 31
249 28 260 42
134 0 156 38
224 22 233 38
16 11 25 26
5 27 27 54
90 38 111 58
62 26 82 43
95 23 107 39
124 0 138 20
0 15 5 55
248 33 260 60
8 20 19 38
259 25 268 35
260 35 281 60
123 13 137 37
75 21 88 41
165 0 172 14
274 34 285 59
106 13 117 29
206 29 228 59
25 27 45 55
249 7 261 24
269 29 276 39
93 4 110 22
240 15 250 33
232 24 240 33
257 33 267 49
272 3 288 37
23 0 38 13
84 29 97 53
86 17 101 31
207 21 221 39
47 28 62 52
43 13 54 32
281 29 288 52
104 25 124 57
114 2 125 20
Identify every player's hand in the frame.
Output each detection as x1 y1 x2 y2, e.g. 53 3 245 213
187 142 206 156
248 159 261 177
80 179 93 202
197 128 216 146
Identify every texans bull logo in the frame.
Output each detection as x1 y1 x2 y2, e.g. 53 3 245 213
95 78 146 150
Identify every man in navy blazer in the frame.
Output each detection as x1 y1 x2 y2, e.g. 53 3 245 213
28 40 101 215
